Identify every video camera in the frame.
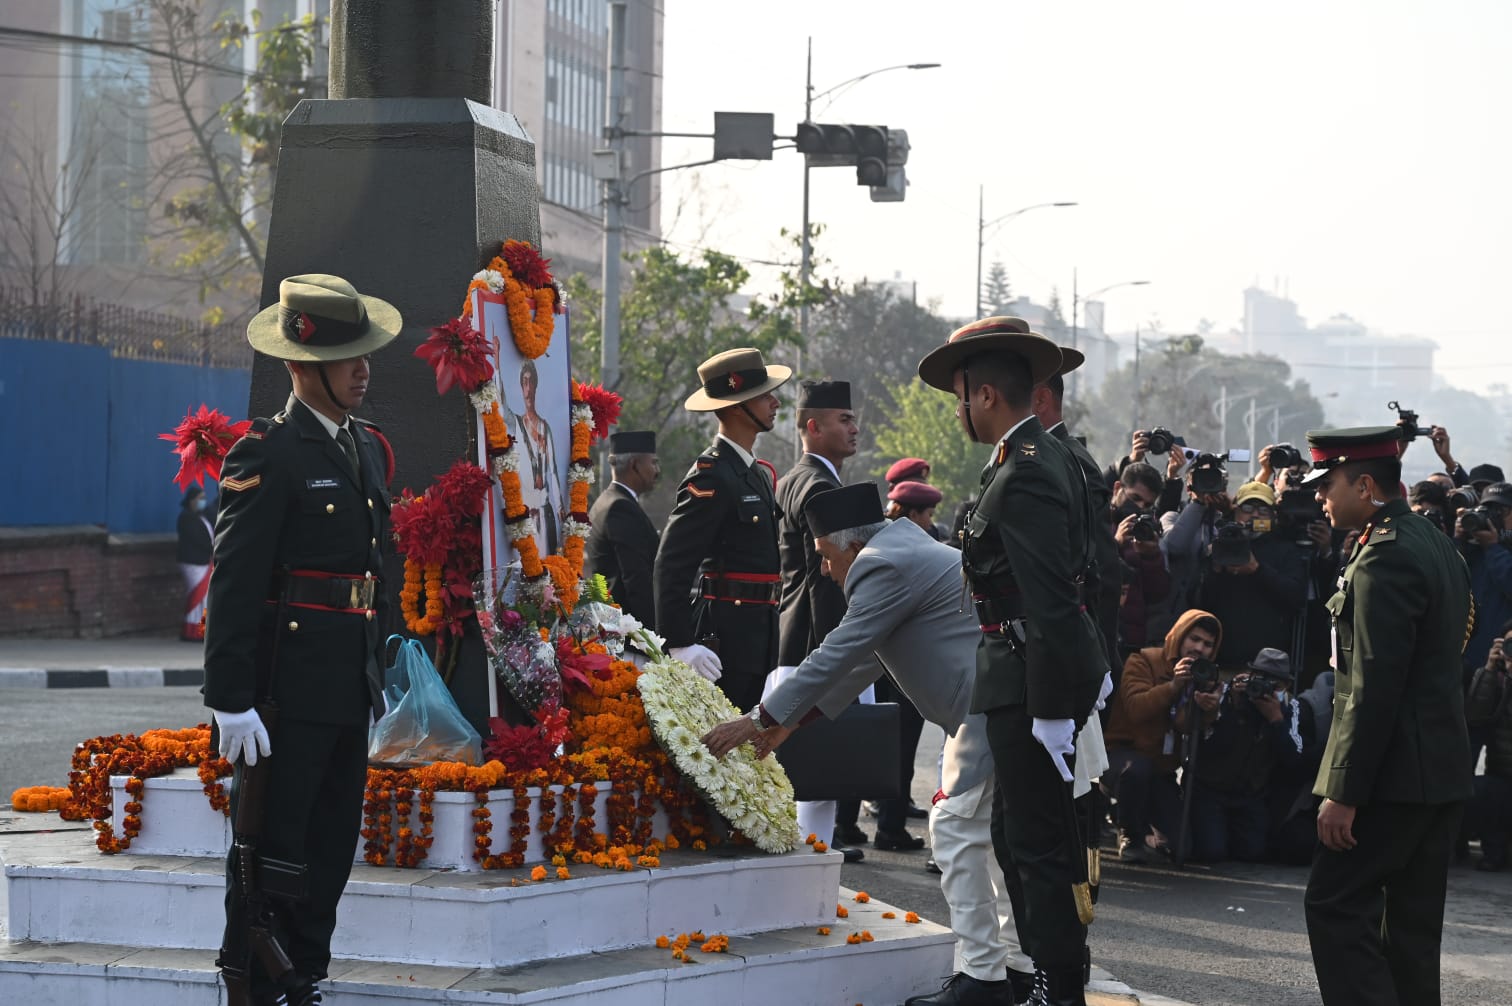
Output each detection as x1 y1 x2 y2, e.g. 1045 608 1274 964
1277 488 1325 536
1388 401 1432 442
1187 449 1253 496
1210 520 1252 567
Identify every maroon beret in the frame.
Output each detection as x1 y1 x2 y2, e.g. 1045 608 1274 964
888 480 942 508
885 457 929 485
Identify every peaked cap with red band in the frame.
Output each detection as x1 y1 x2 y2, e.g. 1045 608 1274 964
246 274 403 363
917 315 1064 392
1301 426 1404 484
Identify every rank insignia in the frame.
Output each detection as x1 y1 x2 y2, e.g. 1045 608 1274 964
222 474 261 493
995 442 1007 465
1019 442 1037 456
727 372 744 392
687 484 715 499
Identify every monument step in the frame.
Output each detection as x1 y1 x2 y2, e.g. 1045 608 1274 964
2 823 840 970
0 894 955 1005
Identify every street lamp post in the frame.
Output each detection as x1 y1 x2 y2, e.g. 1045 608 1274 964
797 41 939 357
974 193 1076 317
1070 276 1149 400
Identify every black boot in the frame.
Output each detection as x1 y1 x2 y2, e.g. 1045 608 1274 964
1006 966 1036 1005
903 971 1016 1005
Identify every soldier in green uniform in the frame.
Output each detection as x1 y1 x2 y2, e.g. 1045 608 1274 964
653 348 791 711
206 275 402 1005
1301 426 1474 1006
919 317 1109 1006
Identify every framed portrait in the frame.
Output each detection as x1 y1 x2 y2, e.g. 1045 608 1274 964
473 289 573 576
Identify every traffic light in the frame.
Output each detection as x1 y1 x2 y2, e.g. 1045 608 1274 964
795 122 861 167
853 126 889 186
869 128 910 203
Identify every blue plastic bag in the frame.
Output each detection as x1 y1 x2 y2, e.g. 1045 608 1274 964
368 635 482 766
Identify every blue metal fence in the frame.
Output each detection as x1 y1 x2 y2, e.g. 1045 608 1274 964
0 339 250 532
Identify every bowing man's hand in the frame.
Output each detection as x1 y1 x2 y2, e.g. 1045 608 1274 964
701 716 759 759
752 724 794 760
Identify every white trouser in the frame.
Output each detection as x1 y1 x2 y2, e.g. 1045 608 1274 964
765 665 874 841
929 771 1033 980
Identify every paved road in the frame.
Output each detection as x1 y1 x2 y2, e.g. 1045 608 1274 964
5 692 1510 1004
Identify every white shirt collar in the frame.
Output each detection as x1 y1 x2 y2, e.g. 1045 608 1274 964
986 414 1036 463
293 394 350 440
804 452 841 482
717 433 756 469
612 480 638 501
1045 420 1066 436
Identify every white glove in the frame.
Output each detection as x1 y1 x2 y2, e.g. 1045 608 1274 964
213 708 271 766
1031 717 1075 783
1094 672 1114 712
669 644 723 683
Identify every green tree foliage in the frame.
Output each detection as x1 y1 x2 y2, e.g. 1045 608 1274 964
870 378 982 521
565 244 807 519
981 261 1013 315
1076 336 1327 476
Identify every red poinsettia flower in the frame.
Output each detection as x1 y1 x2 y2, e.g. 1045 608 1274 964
413 316 495 396
573 381 623 443
158 405 252 491
500 239 554 289
556 636 612 692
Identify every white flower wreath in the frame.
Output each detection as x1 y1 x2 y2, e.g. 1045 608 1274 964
637 659 800 854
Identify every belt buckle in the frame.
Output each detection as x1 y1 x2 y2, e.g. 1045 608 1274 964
348 580 362 610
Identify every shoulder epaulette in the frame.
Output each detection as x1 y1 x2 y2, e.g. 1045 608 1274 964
1360 515 1398 547
238 416 276 442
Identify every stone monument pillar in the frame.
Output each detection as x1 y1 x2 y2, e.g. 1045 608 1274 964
250 0 538 732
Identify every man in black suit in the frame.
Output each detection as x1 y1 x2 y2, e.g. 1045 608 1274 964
205 274 401 1005
653 348 791 711
584 430 661 626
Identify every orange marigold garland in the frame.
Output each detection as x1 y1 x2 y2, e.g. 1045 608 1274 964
400 560 445 635
460 240 559 360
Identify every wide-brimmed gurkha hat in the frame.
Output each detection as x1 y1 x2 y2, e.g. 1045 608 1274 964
1054 346 1086 378
1300 426 1402 484
684 347 793 411
917 316 1064 392
246 274 403 363
805 482 885 540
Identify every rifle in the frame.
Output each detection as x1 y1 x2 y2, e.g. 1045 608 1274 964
217 585 316 1006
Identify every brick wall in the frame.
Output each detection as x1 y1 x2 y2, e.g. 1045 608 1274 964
0 527 181 638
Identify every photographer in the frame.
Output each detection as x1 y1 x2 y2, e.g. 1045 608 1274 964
1458 490 1512 678
1254 442 1311 496
1425 424 1504 491
1159 453 1234 626
1465 625 1512 871
1102 610 1221 862
1109 429 1188 516
1196 481 1310 670
1182 647 1303 863
1111 462 1172 654
1409 480 1456 538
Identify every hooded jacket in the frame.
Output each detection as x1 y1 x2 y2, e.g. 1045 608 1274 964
1104 608 1223 773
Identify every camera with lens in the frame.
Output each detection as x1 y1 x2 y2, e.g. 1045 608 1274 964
1233 671 1286 707
1277 488 1325 535
1187 449 1252 497
1130 512 1160 543
1267 443 1304 470
1146 427 1177 455
1448 486 1479 511
1388 400 1432 442
1461 506 1498 537
1210 519 1253 567
1189 657 1220 692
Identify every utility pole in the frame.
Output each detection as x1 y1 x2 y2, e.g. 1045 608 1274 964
599 1 627 392
974 185 984 318
797 36 813 371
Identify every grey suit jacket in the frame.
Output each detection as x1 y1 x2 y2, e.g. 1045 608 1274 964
762 518 993 797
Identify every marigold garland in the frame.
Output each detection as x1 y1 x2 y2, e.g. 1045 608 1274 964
10 786 71 812
400 560 445 636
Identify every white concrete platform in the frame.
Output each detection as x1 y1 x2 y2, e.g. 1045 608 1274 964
0 893 954 1005
2 821 842 970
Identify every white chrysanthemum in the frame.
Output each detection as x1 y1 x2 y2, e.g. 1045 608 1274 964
507 520 534 542
571 404 593 425
472 268 506 293
470 383 499 411
495 451 519 474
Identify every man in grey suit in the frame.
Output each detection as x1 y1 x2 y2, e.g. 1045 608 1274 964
704 483 1033 1006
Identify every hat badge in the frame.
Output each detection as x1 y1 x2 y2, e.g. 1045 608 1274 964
727 371 744 392
291 312 317 343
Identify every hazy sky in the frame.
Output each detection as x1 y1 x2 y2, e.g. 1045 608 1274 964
658 0 1511 395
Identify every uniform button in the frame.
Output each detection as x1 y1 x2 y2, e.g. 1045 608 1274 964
368 498 375 510
326 504 335 514
287 621 299 632
734 599 742 606
751 515 759 524
366 610 375 621
365 571 374 580
371 538 377 547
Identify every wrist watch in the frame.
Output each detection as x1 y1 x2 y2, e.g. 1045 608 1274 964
747 704 764 727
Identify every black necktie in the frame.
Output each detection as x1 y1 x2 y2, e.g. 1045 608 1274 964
337 426 360 476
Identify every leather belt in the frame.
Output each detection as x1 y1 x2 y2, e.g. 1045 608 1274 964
270 570 378 613
700 572 781 606
972 591 1025 627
